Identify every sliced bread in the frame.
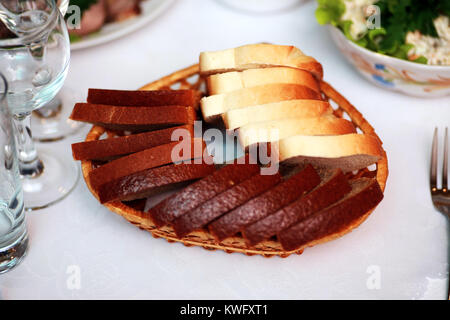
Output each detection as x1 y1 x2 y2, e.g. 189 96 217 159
207 67 320 95
72 125 194 161
199 44 323 79
89 138 206 191
238 116 356 149
172 172 282 238
274 134 384 172
277 178 384 251
87 89 201 108
242 169 350 247
223 100 333 130
70 103 197 132
208 165 321 242
97 162 216 203
148 158 261 228
201 84 322 122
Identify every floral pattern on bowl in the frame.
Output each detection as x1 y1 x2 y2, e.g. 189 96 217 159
328 26 450 98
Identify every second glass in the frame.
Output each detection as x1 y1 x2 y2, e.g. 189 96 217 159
0 73 28 273
0 0 78 210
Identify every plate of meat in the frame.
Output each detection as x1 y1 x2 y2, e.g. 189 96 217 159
69 0 175 51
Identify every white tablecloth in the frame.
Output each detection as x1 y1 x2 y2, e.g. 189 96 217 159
1 0 449 300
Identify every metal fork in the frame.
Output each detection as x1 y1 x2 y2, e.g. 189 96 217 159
430 127 449 300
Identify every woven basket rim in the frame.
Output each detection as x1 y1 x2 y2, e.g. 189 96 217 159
80 63 389 258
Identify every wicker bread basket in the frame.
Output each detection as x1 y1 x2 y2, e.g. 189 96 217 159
81 64 388 258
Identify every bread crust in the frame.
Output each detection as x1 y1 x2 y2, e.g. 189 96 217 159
278 178 384 251
209 165 321 242
238 116 357 148
201 84 322 122
70 103 197 131
200 44 323 79
242 169 350 247
172 172 282 238
87 89 201 108
207 67 320 95
89 138 206 191
149 160 261 228
72 125 194 161
97 162 216 203
275 134 384 172
223 100 333 130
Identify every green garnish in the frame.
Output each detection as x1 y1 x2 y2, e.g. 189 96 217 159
315 0 450 64
69 33 82 43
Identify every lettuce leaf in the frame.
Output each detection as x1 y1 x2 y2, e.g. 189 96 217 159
314 0 439 64
315 0 346 26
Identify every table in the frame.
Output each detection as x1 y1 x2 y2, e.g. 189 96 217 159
1 0 449 300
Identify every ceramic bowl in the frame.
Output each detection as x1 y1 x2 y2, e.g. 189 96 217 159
328 26 450 98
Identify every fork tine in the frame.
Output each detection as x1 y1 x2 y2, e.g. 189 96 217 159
431 127 438 192
443 127 448 192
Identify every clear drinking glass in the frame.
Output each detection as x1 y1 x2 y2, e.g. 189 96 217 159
0 0 78 210
0 73 28 274
31 0 85 142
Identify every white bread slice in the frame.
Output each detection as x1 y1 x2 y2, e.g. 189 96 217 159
201 83 322 122
274 134 383 172
223 100 333 130
200 44 323 79
207 67 320 95
238 116 357 149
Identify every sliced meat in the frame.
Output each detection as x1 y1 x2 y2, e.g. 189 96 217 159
69 0 106 37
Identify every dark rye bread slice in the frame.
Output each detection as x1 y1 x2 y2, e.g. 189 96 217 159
172 172 282 238
89 138 206 191
87 89 201 108
148 158 261 228
209 165 321 242
242 169 350 247
97 162 216 203
70 104 197 132
72 125 194 161
278 178 384 251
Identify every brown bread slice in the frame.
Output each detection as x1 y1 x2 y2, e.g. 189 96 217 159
278 178 384 251
209 165 321 242
89 138 206 191
148 158 261 228
72 125 194 161
70 104 197 132
172 172 282 238
87 89 201 108
97 162 216 203
242 169 351 247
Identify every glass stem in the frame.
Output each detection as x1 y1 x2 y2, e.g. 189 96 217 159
12 113 43 177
